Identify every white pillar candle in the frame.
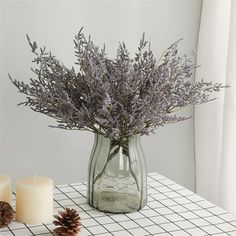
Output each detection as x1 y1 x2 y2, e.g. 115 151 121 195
16 176 53 224
0 175 11 203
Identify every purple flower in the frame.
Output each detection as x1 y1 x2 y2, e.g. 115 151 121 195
10 28 226 140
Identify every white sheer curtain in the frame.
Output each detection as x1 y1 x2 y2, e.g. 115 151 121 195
195 0 236 214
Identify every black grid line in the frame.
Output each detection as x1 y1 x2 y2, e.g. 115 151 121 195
1 173 236 236
147 174 230 235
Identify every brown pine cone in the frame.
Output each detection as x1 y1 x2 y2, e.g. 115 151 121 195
53 208 81 236
0 201 14 228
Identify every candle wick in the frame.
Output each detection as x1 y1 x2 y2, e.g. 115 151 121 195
34 172 37 184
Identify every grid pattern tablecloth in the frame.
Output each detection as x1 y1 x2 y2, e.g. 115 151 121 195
1 173 236 236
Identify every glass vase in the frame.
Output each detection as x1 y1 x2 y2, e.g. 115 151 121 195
87 134 147 213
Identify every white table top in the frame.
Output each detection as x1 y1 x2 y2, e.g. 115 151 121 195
1 173 236 236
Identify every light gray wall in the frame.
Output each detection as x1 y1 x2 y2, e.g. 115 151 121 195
0 0 202 190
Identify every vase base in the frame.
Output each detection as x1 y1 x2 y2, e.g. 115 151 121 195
93 191 142 213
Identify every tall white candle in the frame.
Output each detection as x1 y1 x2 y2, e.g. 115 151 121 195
16 176 53 224
0 175 11 203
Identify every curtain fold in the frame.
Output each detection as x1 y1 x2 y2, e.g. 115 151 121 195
218 1 236 213
195 0 236 214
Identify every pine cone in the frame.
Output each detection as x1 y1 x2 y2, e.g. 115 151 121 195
53 208 81 236
0 201 14 228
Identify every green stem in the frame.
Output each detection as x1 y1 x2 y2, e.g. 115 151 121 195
123 144 140 192
93 144 119 184
93 139 140 193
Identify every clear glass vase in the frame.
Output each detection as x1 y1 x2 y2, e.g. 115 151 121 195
87 134 147 213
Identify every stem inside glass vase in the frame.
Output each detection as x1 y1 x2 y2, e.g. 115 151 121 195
87 134 147 213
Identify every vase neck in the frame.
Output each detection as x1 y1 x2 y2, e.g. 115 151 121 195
95 133 140 145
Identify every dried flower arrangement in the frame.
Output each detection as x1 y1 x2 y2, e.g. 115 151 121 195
10 28 225 140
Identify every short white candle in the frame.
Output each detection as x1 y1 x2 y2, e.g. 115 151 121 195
16 176 53 224
0 175 11 203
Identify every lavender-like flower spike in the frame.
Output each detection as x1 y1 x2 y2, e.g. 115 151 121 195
10 28 226 140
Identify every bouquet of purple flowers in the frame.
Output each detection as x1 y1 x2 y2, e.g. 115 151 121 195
10 28 225 140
